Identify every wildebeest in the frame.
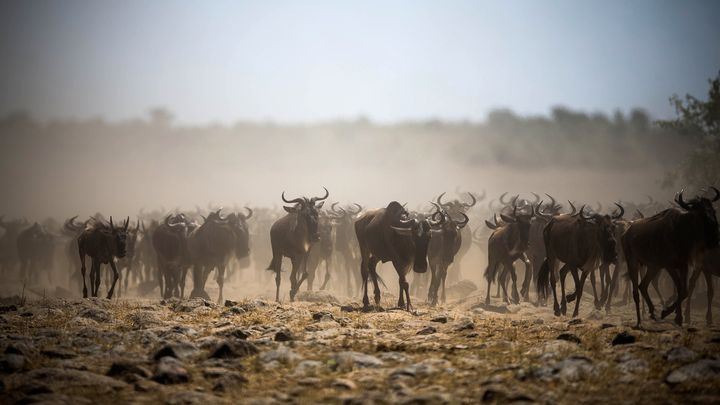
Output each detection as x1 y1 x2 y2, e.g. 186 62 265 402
622 188 719 326
115 220 141 297
427 203 469 306
305 209 335 291
153 213 193 299
223 208 253 282
77 216 130 299
436 191 479 284
537 204 622 317
685 245 719 325
484 200 536 305
188 209 236 303
355 201 440 311
0 217 28 276
267 188 329 301
16 222 55 284
62 216 88 289
330 203 364 295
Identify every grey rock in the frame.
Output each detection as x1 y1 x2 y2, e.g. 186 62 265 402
293 360 325 377
18 367 128 394
107 360 152 381
153 342 199 360
332 351 384 371
209 340 259 359
666 359 720 385
77 307 111 323
417 326 437 335
153 356 190 384
331 378 357 390
666 347 699 363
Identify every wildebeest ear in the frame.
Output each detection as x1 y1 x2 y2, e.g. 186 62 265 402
485 220 497 230
316 201 325 209
284 206 298 213
391 226 413 236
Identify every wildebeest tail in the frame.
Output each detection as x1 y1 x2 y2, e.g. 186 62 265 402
536 258 550 300
484 262 497 283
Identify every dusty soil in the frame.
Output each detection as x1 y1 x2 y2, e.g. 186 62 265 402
1 287 719 404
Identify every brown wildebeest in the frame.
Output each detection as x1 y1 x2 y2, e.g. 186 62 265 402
685 245 719 325
305 209 336 291
484 200 536 305
436 191 479 284
153 213 193 299
427 203 469 306
537 204 621 317
267 188 329 301
188 209 236 303
330 202 364 295
16 222 55 285
623 188 719 326
78 216 130 299
355 201 441 311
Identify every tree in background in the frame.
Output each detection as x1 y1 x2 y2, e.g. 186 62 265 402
658 71 720 189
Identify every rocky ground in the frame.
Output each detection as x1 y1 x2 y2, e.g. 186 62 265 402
1 286 719 404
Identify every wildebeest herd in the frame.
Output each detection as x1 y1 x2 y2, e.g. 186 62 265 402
0 186 718 328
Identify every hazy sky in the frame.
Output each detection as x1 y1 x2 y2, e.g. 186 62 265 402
1 0 719 124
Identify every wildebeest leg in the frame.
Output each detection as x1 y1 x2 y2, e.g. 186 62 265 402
79 251 88 298
684 265 703 323
558 264 571 316
216 263 225 304
395 262 411 311
180 266 189 298
440 264 448 304
360 254 371 309
289 256 303 301
589 270 601 310
294 255 310 299
571 269 589 318
651 271 665 307
704 270 714 325
485 261 499 305
520 255 534 302
661 267 687 326
639 266 659 320
494 268 504 298
106 260 120 299
605 262 620 313
368 257 381 306
92 261 102 297
320 256 331 290
429 262 439 306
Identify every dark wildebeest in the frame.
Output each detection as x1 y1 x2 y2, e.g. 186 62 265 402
537 204 622 317
16 222 55 284
623 188 719 326
484 201 536 305
224 208 253 282
306 209 335 291
436 191 479 284
188 209 236 303
0 217 28 276
267 188 329 301
427 203 469 306
115 220 141 297
153 213 193 299
62 216 88 289
355 201 440 311
521 194 569 302
330 203 364 295
685 245 719 325
78 217 130 299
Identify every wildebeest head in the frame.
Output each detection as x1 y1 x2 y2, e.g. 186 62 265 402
102 216 130 258
388 201 442 273
578 203 624 263
675 187 720 248
281 187 329 242
437 191 478 215
227 207 253 258
0 216 28 235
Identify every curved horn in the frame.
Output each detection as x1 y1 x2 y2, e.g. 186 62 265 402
436 192 447 207
531 192 541 205
710 186 720 202
244 207 253 220
595 202 603 214
456 212 470 228
612 203 625 219
579 206 595 220
430 202 445 223
462 192 477 208
676 189 690 210
351 203 363 215
310 187 329 203
500 213 516 223
534 201 553 220
281 191 304 205
109 216 115 230
124 216 130 231
545 193 557 209
568 201 577 216
485 219 498 230
611 202 625 220
331 202 342 214
499 192 510 205
635 209 645 219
